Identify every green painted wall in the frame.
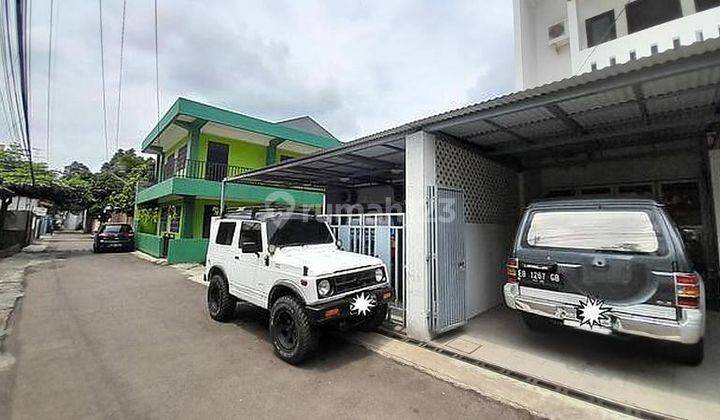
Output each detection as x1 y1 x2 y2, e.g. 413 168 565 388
197 133 267 170
135 233 163 257
191 198 258 238
167 238 209 264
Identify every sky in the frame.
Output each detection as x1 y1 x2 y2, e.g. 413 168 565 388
4 0 515 171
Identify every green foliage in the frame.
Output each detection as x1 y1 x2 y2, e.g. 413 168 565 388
0 144 155 217
136 207 159 234
0 143 58 187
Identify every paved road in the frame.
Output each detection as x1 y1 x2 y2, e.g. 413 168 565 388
0 236 528 420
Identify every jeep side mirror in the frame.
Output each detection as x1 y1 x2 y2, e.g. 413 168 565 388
336 239 343 249
268 244 276 255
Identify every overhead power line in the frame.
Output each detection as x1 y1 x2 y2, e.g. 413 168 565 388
154 0 159 126
1 0 34 184
15 0 33 181
114 0 126 151
46 0 54 165
98 0 109 160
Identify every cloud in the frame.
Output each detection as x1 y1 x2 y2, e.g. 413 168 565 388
4 0 514 170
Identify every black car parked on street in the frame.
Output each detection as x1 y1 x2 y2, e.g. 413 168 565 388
93 223 135 253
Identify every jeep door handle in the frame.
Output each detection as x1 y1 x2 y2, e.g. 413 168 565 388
234 256 239 260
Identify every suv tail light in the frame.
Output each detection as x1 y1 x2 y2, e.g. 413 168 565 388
675 273 700 309
506 257 519 284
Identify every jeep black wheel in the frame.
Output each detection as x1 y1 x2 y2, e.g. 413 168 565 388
207 273 236 322
359 303 388 332
669 339 704 366
269 295 318 364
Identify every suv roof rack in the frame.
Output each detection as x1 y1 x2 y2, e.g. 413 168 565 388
222 204 318 220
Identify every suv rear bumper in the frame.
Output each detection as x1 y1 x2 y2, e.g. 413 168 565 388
306 286 393 325
504 283 704 345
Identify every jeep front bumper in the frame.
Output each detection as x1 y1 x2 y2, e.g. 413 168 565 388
306 287 393 325
504 283 705 345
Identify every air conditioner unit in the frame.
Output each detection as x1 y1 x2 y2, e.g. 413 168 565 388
548 19 569 49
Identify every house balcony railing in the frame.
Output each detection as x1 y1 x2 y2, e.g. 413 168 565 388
156 159 251 184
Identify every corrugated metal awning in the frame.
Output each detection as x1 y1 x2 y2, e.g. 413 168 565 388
230 38 720 189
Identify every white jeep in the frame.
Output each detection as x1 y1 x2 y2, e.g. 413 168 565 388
204 207 393 364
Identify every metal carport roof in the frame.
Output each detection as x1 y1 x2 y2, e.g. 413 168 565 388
229 38 720 189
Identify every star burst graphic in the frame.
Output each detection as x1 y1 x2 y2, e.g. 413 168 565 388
576 297 612 329
350 292 376 316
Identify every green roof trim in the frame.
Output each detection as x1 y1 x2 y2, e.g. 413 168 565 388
141 98 341 152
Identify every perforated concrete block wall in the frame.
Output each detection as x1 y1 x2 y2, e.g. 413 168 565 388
435 137 519 224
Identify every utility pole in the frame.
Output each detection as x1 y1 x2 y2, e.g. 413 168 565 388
15 0 35 185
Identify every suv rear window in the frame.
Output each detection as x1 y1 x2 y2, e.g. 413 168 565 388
525 210 660 253
100 225 131 233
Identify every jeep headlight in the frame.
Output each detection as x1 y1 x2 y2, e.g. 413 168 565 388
375 268 386 283
317 279 332 297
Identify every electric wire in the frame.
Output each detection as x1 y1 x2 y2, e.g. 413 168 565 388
114 0 126 152
2 1 25 146
98 0 109 160
46 0 54 164
16 0 34 182
154 0 160 128
0 6 21 143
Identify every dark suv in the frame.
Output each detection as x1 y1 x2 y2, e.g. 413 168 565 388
93 224 135 253
504 199 705 365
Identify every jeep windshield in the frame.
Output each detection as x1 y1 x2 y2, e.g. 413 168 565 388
525 210 661 253
267 218 334 247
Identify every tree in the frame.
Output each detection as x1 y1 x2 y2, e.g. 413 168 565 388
63 161 93 181
0 144 154 220
0 143 57 187
94 149 154 218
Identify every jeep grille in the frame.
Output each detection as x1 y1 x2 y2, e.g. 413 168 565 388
332 269 377 294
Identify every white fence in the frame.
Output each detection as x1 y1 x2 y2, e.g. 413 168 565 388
327 213 406 327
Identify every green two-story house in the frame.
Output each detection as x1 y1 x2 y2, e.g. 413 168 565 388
134 98 341 263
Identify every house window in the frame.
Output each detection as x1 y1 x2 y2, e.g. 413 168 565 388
585 10 617 48
626 0 682 34
215 222 236 245
696 0 720 12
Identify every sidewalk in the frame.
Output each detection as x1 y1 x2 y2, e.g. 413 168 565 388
0 243 50 369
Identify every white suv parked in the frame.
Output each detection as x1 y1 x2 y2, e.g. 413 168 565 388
204 207 393 364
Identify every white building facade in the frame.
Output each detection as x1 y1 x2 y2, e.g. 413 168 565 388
514 0 720 89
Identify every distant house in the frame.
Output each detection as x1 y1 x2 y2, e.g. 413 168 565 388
133 98 341 263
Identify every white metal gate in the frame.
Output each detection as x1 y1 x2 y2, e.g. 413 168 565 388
327 213 406 327
428 186 466 334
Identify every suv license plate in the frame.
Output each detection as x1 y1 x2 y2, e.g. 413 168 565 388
517 268 561 287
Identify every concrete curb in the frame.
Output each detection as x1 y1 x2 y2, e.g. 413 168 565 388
131 251 206 285
131 251 168 265
346 331 634 420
